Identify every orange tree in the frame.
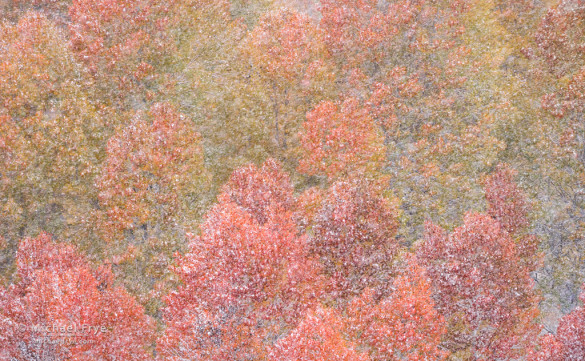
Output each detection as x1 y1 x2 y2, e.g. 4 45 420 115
93 102 208 315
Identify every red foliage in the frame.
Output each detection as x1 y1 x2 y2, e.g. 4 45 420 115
318 0 465 73
68 0 172 97
530 285 585 361
316 0 469 160
158 161 322 360
248 9 325 82
0 233 155 361
246 8 333 155
270 306 369 361
535 1 585 75
417 214 541 360
0 10 94 115
271 255 448 361
366 72 422 129
310 176 398 301
535 1 585 117
298 98 385 180
347 256 449 361
96 102 205 240
485 164 541 272
319 0 409 67
221 158 294 225
485 164 529 236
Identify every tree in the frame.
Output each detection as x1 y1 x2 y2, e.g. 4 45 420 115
298 98 385 181
95 102 207 241
246 9 332 165
485 164 540 272
347 256 449 361
94 102 208 314
485 164 530 236
175 2 293 188
157 160 322 360
220 158 294 225
308 176 398 303
0 11 106 282
270 306 369 361
530 284 585 361
229 0 274 26
68 0 176 107
0 233 155 360
417 214 541 360
271 255 448 361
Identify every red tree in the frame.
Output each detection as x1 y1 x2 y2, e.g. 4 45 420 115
246 9 333 160
319 0 412 70
347 255 449 361
298 98 385 180
417 214 541 360
317 0 467 111
157 160 322 360
95 102 206 241
220 158 294 225
0 233 155 361
270 306 369 361
94 102 208 313
484 164 530 236
484 164 540 272
68 0 176 102
530 284 585 361
309 176 398 302
247 9 325 84
271 255 448 361
534 1 585 121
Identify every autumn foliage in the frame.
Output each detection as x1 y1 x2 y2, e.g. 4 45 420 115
531 285 585 361
68 0 170 100
418 213 540 360
2 0 583 360
299 98 385 180
96 102 206 240
347 256 449 361
0 234 154 361
270 307 369 361
221 158 294 225
248 9 323 82
309 176 398 301
157 160 322 360
270 256 449 361
484 164 530 236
